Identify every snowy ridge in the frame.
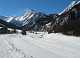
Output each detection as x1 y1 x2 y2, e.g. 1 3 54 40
59 1 80 15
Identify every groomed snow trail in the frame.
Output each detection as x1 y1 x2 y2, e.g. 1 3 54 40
0 32 80 58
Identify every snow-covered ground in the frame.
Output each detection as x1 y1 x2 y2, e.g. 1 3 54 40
0 32 80 58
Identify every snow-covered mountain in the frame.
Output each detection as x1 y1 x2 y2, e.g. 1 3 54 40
0 9 46 30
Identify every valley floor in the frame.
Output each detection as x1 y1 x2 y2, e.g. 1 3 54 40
0 32 80 58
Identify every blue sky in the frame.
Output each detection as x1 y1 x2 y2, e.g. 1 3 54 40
0 0 72 16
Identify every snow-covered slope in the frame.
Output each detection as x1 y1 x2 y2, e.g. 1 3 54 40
59 0 80 15
0 32 80 58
